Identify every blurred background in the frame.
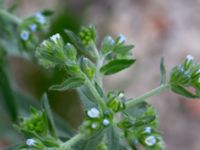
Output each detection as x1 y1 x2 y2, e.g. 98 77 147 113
1 0 200 150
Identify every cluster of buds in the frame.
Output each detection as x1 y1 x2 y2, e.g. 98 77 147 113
78 25 96 46
106 91 126 112
126 126 164 149
170 55 200 98
18 11 52 52
100 34 133 59
81 107 113 133
18 107 47 136
80 57 96 79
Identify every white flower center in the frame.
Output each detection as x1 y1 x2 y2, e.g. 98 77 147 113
36 13 46 24
144 127 151 133
87 107 100 118
20 30 29 41
145 136 156 146
186 55 194 61
26 139 35 146
118 34 126 43
29 24 37 32
102 119 110 126
91 123 97 129
50 33 61 42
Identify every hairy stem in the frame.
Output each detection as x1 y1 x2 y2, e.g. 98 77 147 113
85 77 106 108
0 8 21 24
125 84 170 109
62 133 84 149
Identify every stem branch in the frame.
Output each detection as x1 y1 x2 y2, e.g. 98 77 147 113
62 133 84 149
0 8 21 24
125 84 170 109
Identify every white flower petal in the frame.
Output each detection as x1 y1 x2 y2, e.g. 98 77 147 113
87 107 100 118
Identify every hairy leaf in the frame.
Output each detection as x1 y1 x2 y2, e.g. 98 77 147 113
160 56 166 85
171 85 199 98
105 126 126 150
49 76 85 91
100 59 136 75
41 94 57 138
0 65 18 122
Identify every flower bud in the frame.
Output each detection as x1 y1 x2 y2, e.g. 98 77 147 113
87 107 100 118
79 25 96 45
80 57 96 79
64 43 77 62
184 54 194 70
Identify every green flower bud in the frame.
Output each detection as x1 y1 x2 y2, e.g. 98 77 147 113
80 57 96 79
101 36 115 54
20 108 47 135
106 91 126 112
79 25 96 46
64 43 77 62
36 33 68 68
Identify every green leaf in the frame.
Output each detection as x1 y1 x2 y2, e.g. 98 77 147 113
49 76 85 91
64 29 83 50
78 86 97 109
71 131 104 150
41 94 57 138
41 9 54 16
160 56 166 85
171 85 199 98
105 126 126 150
100 59 136 75
0 65 18 122
113 45 134 54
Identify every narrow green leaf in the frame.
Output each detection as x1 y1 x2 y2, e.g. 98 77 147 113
64 29 83 50
41 94 57 138
0 65 18 122
171 85 199 98
113 45 134 54
78 86 97 109
41 10 54 16
160 56 166 84
100 59 136 75
49 76 85 91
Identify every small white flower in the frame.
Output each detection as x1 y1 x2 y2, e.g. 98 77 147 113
118 92 124 99
186 55 194 61
26 138 35 146
118 34 126 43
196 69 200 74
145 136 156 146
87 107 100 118
29 24 37 32
91 123 97 129
41 40 48 47
36 12 46 24
20 30 30 41
107 36 115 45
144 127 151 133
102 119 110 126
50 33 61 43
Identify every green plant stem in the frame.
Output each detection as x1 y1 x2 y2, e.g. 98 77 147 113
125 84 170 109
85 77 106 108
62 133 84 149
0 8 21 24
